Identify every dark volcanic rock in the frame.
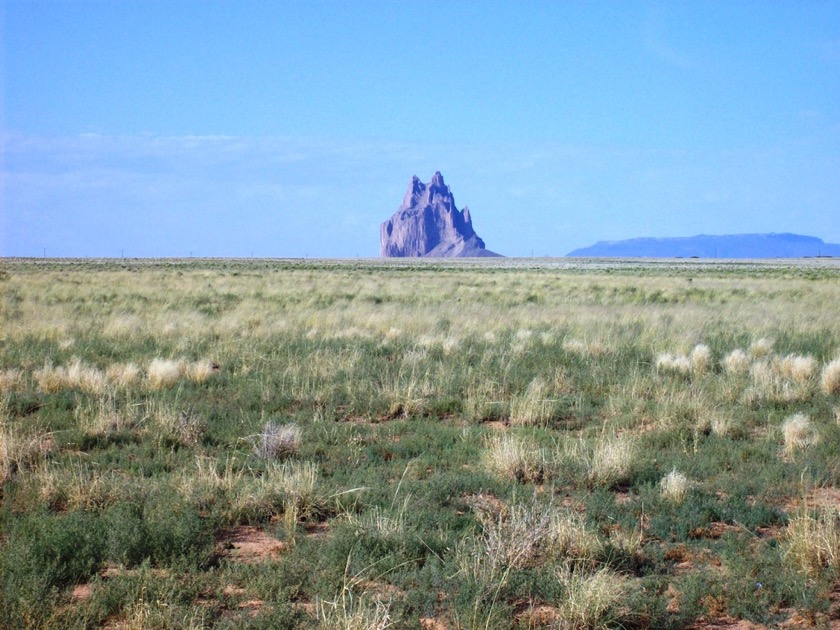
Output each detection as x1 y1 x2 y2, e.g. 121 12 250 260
567 233 840 259
380 172 501 257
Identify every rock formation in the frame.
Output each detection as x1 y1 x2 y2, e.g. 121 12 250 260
380 172 501 257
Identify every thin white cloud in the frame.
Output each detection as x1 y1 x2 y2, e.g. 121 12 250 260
641 5 698 70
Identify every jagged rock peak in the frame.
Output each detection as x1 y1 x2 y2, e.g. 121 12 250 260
380 172 502 258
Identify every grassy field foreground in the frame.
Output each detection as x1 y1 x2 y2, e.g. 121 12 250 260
1 257 839 629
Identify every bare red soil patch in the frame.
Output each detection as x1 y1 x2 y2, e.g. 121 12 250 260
219 525 287 563
71 582 94 601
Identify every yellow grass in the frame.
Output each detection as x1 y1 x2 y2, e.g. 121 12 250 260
821 357 840 395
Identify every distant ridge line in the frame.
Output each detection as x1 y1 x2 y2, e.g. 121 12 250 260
566 233 840 259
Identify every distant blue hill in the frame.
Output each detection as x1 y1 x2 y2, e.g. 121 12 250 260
567 233 840 258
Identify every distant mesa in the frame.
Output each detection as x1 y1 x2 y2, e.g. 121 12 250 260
567 233 840 259
380 171 502 258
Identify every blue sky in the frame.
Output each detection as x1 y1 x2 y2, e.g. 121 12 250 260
2 1 839 257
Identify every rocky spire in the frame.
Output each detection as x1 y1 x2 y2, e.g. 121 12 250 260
380 172 501 258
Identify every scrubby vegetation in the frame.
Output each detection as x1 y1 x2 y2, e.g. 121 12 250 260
1 256 839 628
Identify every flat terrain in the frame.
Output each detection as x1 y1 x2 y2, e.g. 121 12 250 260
1 257 839 629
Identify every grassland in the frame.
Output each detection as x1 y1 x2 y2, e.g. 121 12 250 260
1 256 839 629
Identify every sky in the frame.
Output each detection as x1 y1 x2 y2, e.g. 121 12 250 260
2 0 839 258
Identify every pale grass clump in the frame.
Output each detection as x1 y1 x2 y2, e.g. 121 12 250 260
745 359 812 405
267 460 319 508
722 349 750 375
563 338 607 357
33 358 106 394
689 343 712 374
66 358 107 393
749 337 773 359
779 354 818 384
75 395 139 436
148 401 205 446
476 498 553 571
607 525 644 558
252 421 302 459
359 496 411 540
515 328 534 342
103 313 144 338
656 344 711 376
586 434 636 488
660 469 690 504
117 600 207 630
821 358 840 395
1 423 52 484
555 565 629 630
35 459 123 510
785 506 839 577
441 336 461 356
0 368 25 392
457 497 590 583
483 434 544 483
185 359 218 383
548 510 603 563
317 588 392 630
188 455 246 495
562 339 589 356
710 416 734 438
463 379 505 423
184 456 277 521
105 362 142 387
510 377 553 427
749 337 774 359
33 362 67 393
781 413 819 455
655 353 691 376
147 358 185 389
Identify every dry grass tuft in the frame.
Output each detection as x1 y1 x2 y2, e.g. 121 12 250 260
36 459 123 510
554 565 629 630
483 434 543 483
660 469 690 504
0 368 25 392
710 416 734 438
785 506 839 577
587 434 636 488
689 344 712 374
779 354 818 384
510 377 552 427
75 395 139 436
749 337 774 358
105 362 142 387
722 349 750 375
33 358 106 394
317 589 392 630
656 344 711 376
149 401 206 446
821 358 840 396
147 358 184 389
185 359 219 383
562 338 607 357
115 598 207 630
1 424 53 484
252 421 302 459
476 497 553 571
655 353 691 376
745 359 813 405
781 413 819 455
548 510 603 563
